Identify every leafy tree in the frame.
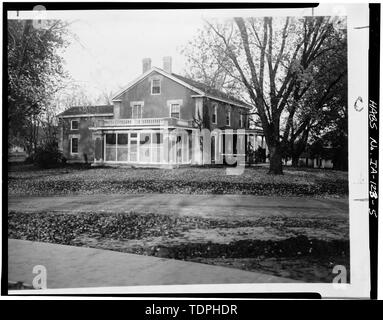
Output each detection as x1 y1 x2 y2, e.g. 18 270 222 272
182 16 347 174
307 80 348 170
281 24 347 166
8 19 69 153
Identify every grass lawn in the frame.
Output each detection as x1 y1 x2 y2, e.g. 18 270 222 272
8 163 348 197
8 211 349 282
7 163 349 283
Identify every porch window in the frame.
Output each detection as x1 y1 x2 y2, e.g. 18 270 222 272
105 133 117 161
170 104 180 119
151 79 161 95
71 137 79 154
129 140 138 162
152 132 163 163
139 133 151 163
106 133 116 145
226 109 231 126
117 133 128 161
212 104 217 124
153 132 163 144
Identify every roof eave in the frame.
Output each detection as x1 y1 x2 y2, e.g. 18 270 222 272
191 94 252 109
58 113 114 118
112 67 205 101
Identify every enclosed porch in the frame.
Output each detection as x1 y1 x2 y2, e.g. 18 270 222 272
92 128 194 167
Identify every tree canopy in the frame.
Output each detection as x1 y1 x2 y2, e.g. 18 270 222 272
8 19 69 150
182 16 347 173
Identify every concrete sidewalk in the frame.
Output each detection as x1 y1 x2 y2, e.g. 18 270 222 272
8 194 348 218
8 239 297 289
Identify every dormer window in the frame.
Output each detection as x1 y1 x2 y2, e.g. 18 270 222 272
71 120 79 130
151 79 161 95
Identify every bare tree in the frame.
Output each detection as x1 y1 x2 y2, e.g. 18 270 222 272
183 16 346 174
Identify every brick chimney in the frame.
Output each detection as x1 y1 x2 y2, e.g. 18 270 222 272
163 56 172 74
142 58 151 73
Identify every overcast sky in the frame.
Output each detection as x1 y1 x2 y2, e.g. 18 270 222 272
59 8 314 99
61 10 208 98
8 5 351 101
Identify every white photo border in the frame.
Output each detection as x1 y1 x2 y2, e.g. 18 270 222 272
5 3 371 299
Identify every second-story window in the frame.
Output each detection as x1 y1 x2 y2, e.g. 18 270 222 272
151 79 161 95
132 104 143 119
212 103 217 124
71 120 79 130
170 104 180 119
226 109 231 126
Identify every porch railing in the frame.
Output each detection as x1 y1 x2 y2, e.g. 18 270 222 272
95 117 193 128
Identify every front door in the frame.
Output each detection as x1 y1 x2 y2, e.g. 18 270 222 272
129 132 138 162
139 132 151 163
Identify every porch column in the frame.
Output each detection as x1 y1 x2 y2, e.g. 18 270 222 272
92 131 104 166
191 130 202 165
254 134 258 149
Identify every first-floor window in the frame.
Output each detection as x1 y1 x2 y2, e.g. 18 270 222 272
71 137 79 154
170 104 180 119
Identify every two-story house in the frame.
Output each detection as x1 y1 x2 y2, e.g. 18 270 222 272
58 57 266 167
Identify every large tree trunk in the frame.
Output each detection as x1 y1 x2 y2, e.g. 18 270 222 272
291 147 302 167
268 144 283 174
292 155 299 167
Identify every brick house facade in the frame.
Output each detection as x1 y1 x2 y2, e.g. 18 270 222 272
58 57 266 166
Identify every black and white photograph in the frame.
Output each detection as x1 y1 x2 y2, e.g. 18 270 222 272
3 2 376 299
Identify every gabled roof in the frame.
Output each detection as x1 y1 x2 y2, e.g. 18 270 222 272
171 73 252 109
112 67 204 101
112 67 252 109
58 105 113 117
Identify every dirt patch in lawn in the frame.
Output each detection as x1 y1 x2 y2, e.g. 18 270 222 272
190 256 350 283
8 211 349 282
70 235 349 283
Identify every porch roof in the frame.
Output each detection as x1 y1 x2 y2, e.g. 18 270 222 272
89 117 195 130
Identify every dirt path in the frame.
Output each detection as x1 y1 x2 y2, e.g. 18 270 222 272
8 194 349 282
8 193 348 219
